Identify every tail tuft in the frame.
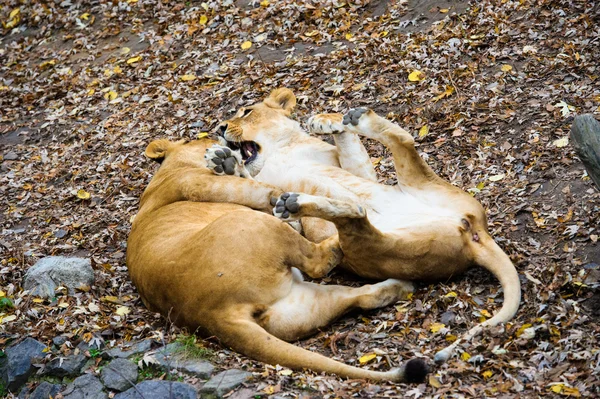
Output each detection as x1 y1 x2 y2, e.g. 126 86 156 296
399 358 429 383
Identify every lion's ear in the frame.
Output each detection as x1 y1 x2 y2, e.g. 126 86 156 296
264 88 296 113
145 139 173 163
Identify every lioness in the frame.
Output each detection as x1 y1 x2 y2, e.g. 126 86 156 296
126 137 428 382
214 88 521 363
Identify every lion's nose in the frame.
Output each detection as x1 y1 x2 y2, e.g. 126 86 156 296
218 124 228 136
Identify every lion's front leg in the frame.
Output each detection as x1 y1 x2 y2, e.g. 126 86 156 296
204 144 252 179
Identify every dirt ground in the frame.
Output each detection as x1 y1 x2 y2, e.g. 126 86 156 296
1 0 599 397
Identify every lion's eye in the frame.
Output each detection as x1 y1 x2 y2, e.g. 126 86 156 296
242 108 253 117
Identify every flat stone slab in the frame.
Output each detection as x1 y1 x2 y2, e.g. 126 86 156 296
101 358 138 392
200 369 252 398
105 340 152 359
114 380 197 399
28 381 62 399
0 338 47 392
23 256 94 299
154 345 214 379
61 374 107 399
44 354 87 377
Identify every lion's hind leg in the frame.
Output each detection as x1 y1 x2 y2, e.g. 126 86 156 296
259 278 414 342
308 113 378 182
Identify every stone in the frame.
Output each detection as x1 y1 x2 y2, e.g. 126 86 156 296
154 345 214 379
52 336 68 346
114 380 197 399
29 381 62 399
0 338 47 392
570 114 600 190
3 151 18 161
44 354 87 377
61 374 107 399
200 369 252 398
105 340 152 359
100 358 138 392
23 256 95 299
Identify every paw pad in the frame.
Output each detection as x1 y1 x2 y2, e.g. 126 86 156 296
273 192 300 219
205 145 238 175
343 108 368 126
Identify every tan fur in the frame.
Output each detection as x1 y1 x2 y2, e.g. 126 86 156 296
217 89 521 363
127 137 425 381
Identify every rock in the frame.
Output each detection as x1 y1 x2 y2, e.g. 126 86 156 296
114 380 197 399
77 337 106 353
570 114 600 190
200 369 252 398
0 338 47 392
52 336 68 346
3 151 18 161
100 358 138 392
29 381 62 399
154 345 214 379
44 354 87 377
23 256 95 299
105 340 152 359
61 374 107 399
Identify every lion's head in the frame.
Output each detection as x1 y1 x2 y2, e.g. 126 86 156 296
145 137 215 169
216 88 301 176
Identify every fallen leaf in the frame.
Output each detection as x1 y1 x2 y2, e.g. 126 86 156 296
77 189 91 200
488 174 505 182
279 369 293 376
430 322 445 333
482 370 493 379
429 375 442 388
461 352 471 361
104 91 118 101
115 306 130 316
501 64 513 72
408 70 425 82
199 15 208 25
127 56 142 65
554 101 575 117
419 125 429 137
553 137 569 147
197 132 209 139
181 74 197 81
359 353 377 364
241 41 252 50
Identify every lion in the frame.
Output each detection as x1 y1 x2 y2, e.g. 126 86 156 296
213 88 521 363
126 136 428 382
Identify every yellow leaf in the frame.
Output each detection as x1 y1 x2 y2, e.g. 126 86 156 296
440 8 449 13
430 322 445 333
419 125 429 137
39 60 56 69
501 64 513 72
127 56 142 64
120 47 131 55
77 189 91 200
32 298 44 303
101 296 120 304
0 290 4 297
359 353 377 364
260 0 270 6
115 306 130 316
476 181 485 190
429 375 442 388
482 370 493 379
104 91 118 101
87 89 95 96
516 323 533 337
488 173 505 182
480 309 492 318
199 15 208 25
104 69 113 77
551 384 564 394
80 13 90 20
408 70 425 82
241 41 252 50
345 33 353 40
444 291 457 298
461 352 471 361
279 369 293 376
445 334 457 342
181 74 197 81
197 132 209 139
9 8 20 18
113 66 122 74
58 302 69 308
380 30 389 37
553 137 569 148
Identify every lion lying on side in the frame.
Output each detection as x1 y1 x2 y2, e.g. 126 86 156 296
126 137 428 382
213 88 522 363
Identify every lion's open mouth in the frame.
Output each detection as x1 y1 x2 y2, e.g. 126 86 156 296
226 140 259 164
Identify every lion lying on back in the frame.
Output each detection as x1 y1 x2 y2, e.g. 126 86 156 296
126 137 428 382
213 88 521 363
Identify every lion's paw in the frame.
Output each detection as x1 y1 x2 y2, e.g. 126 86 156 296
272 192 301 220
204 145 245 177
342 108 370 127
307 113 345 135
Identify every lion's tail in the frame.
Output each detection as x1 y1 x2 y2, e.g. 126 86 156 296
434 234 521 363
211 316 428 383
